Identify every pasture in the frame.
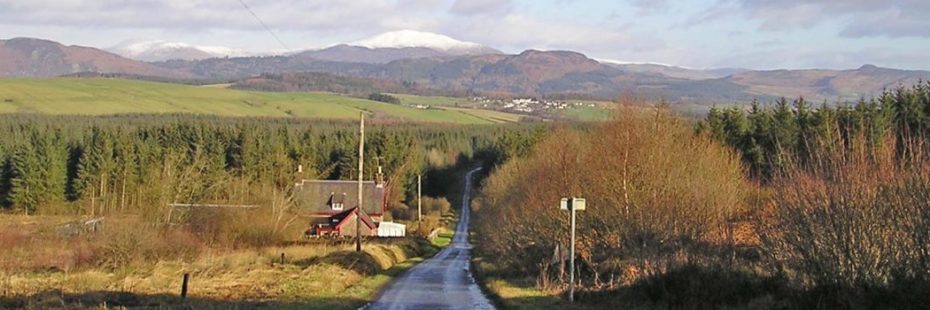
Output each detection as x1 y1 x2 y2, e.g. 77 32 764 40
0 78 505 124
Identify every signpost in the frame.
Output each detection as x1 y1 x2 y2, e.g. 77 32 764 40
560 197 585 302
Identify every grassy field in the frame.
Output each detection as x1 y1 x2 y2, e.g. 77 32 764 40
0 78 503 124
388 93 472 107
556 106 611 121
0 214 450 309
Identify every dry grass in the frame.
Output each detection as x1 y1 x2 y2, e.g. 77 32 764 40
0 211 437 309
0 237 432 309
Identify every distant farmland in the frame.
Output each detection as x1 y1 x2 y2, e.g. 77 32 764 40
0 78 522 124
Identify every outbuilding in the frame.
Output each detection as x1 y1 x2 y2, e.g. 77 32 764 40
376 221 406 237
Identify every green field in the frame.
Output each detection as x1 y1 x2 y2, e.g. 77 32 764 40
0 78 510 124
388 93 472 107
557 106 611 121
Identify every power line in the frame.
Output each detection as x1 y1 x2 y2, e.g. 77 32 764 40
236 0 291 53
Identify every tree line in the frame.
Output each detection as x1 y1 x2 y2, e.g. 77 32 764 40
698 82 930 180
0 114 545 218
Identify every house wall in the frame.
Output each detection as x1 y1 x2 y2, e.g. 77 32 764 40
339 213 375 237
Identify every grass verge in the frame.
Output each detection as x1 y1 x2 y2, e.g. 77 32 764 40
0 239 438 309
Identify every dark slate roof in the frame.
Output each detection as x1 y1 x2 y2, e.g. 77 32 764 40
294 180 386 215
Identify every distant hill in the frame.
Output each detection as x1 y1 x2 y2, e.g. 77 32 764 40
726 64 930 101
107 40 224 62
297 45 452 64
298 31 501 64
0 38 189 78
173 50 764 103
2 36 929 105
605 62 748 80
231 72 441 97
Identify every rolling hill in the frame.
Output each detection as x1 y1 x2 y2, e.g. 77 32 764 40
0 78 529 124
0 38 188 79
727 64 930 100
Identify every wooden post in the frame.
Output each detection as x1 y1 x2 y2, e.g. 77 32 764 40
356 112 365 252
181 273 190 299
417 174 422 222
280 253 286 264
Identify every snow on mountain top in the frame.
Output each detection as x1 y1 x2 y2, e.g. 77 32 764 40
348 30 483 51
109 40 247 61
598 58 692 69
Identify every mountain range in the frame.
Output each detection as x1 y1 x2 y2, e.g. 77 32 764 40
2 31 929 105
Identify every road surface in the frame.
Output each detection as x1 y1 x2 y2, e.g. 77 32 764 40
367 167 494 310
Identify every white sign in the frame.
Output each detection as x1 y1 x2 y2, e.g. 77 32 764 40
572 198 586 211
559 197 586 211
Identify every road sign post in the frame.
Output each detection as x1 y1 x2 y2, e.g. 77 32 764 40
560 197 585 302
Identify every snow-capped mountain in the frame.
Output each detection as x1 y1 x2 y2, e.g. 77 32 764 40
347 30 497 55
108 40 245 62
296 30 501 64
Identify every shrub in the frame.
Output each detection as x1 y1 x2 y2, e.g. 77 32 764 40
761 138 930 295
185 207 294 248
421 196 451 215
94 218 202 269
475 106 748 287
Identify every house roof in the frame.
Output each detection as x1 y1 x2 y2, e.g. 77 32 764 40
333 207 377 230
293 180 386 215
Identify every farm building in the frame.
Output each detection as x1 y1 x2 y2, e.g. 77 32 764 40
294 179 403 237
376 222 406 237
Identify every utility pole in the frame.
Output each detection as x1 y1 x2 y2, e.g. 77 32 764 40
560 197 586 302
417 174 422 222
356 112 365 252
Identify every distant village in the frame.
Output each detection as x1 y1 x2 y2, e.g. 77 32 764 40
472 97 597 113
409 96 598 115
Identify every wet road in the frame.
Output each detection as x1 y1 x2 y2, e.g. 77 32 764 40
366 167 494 310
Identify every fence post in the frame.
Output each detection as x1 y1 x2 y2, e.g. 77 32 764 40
181 273 190 299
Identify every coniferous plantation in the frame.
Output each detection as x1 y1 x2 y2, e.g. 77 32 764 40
0 114 544 308
0 115 542 217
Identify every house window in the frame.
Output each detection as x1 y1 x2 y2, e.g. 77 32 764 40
329 192 345 211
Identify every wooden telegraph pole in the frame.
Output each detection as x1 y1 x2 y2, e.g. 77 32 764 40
417 174 422 222
356 112 365 252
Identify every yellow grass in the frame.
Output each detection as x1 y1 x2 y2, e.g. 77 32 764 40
1 233 430 309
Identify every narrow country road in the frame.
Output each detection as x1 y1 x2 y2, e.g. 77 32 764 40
366 167 494 310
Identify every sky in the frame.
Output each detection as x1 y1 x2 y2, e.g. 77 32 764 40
1 0 928 70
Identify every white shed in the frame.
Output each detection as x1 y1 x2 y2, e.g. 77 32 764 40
377 221 406 237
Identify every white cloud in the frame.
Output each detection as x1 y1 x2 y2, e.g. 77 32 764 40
694 0 930 37
448 13 662 55
0 0 437 33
